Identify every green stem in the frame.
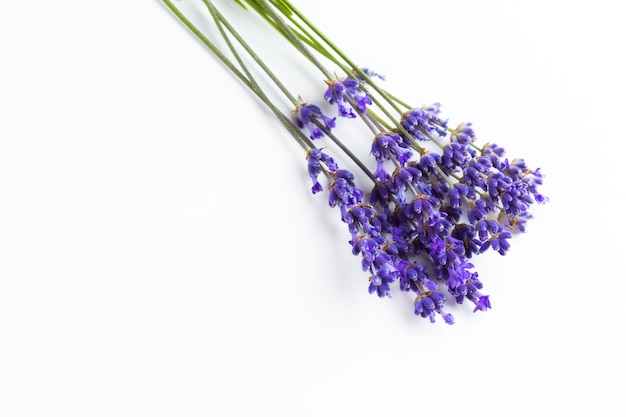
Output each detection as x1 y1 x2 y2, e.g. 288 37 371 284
246 0 420 146
206 2 258 89
281 11 333 61
237 1 336 70
419 127 446 150
212 3 381 176
312 121 376 183
257 0 334 80
344 96 379 135
264 2 422 150
162 0 312 152
278 9 405 130
281 12 342 68
162 0 252 90
273 0 437 157
387 92 413 110
207 1 300 106
279 0 405 115
368 110 393 131
364 111 386 133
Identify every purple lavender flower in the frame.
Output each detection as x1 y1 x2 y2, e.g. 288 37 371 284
389 164 423 204
414 292 455 324
342 204 380 238
321 164 400 297
401 104 448 140
451 224 481 258
450 122 476 145
440 142 472 175
462 156 492 191
476 218 502 241
399 193 441 223
522 167 547 204
486 172 512 202
371 132 413 180
428 236 465 267
368 265 396 298
467 199 489 224
445 263 492 312
482 143 506 166
294 96 542 323
472 295 491 312
307 148 338 194
324 77 372 117
353 234 386 270
448 183 473 209
294 103 336 139
503 212 533 233
168 0 548 325
397 261 437 293
368 180 393 207
328 169 363 208
438 259 491 314
356 67 386 81
500 182 534 216
417 152 441 176
456 272 491 312
479 231 512 255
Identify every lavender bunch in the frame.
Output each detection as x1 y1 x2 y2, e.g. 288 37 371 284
162 0 546 324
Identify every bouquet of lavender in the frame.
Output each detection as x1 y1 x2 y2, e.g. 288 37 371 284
162 0 546 324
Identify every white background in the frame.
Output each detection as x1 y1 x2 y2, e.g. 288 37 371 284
1 1 624 416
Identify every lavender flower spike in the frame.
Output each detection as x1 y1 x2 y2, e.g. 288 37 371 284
324 77 372 117
307 148 338 194
295 103 336 139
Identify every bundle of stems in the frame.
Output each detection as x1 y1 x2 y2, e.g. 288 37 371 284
161 0 546 324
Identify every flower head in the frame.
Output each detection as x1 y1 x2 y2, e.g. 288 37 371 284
401 105 448 140
295 103 336 139
324 77 372 117
414 292 455 324
307 148 338 194
354 67 385 81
